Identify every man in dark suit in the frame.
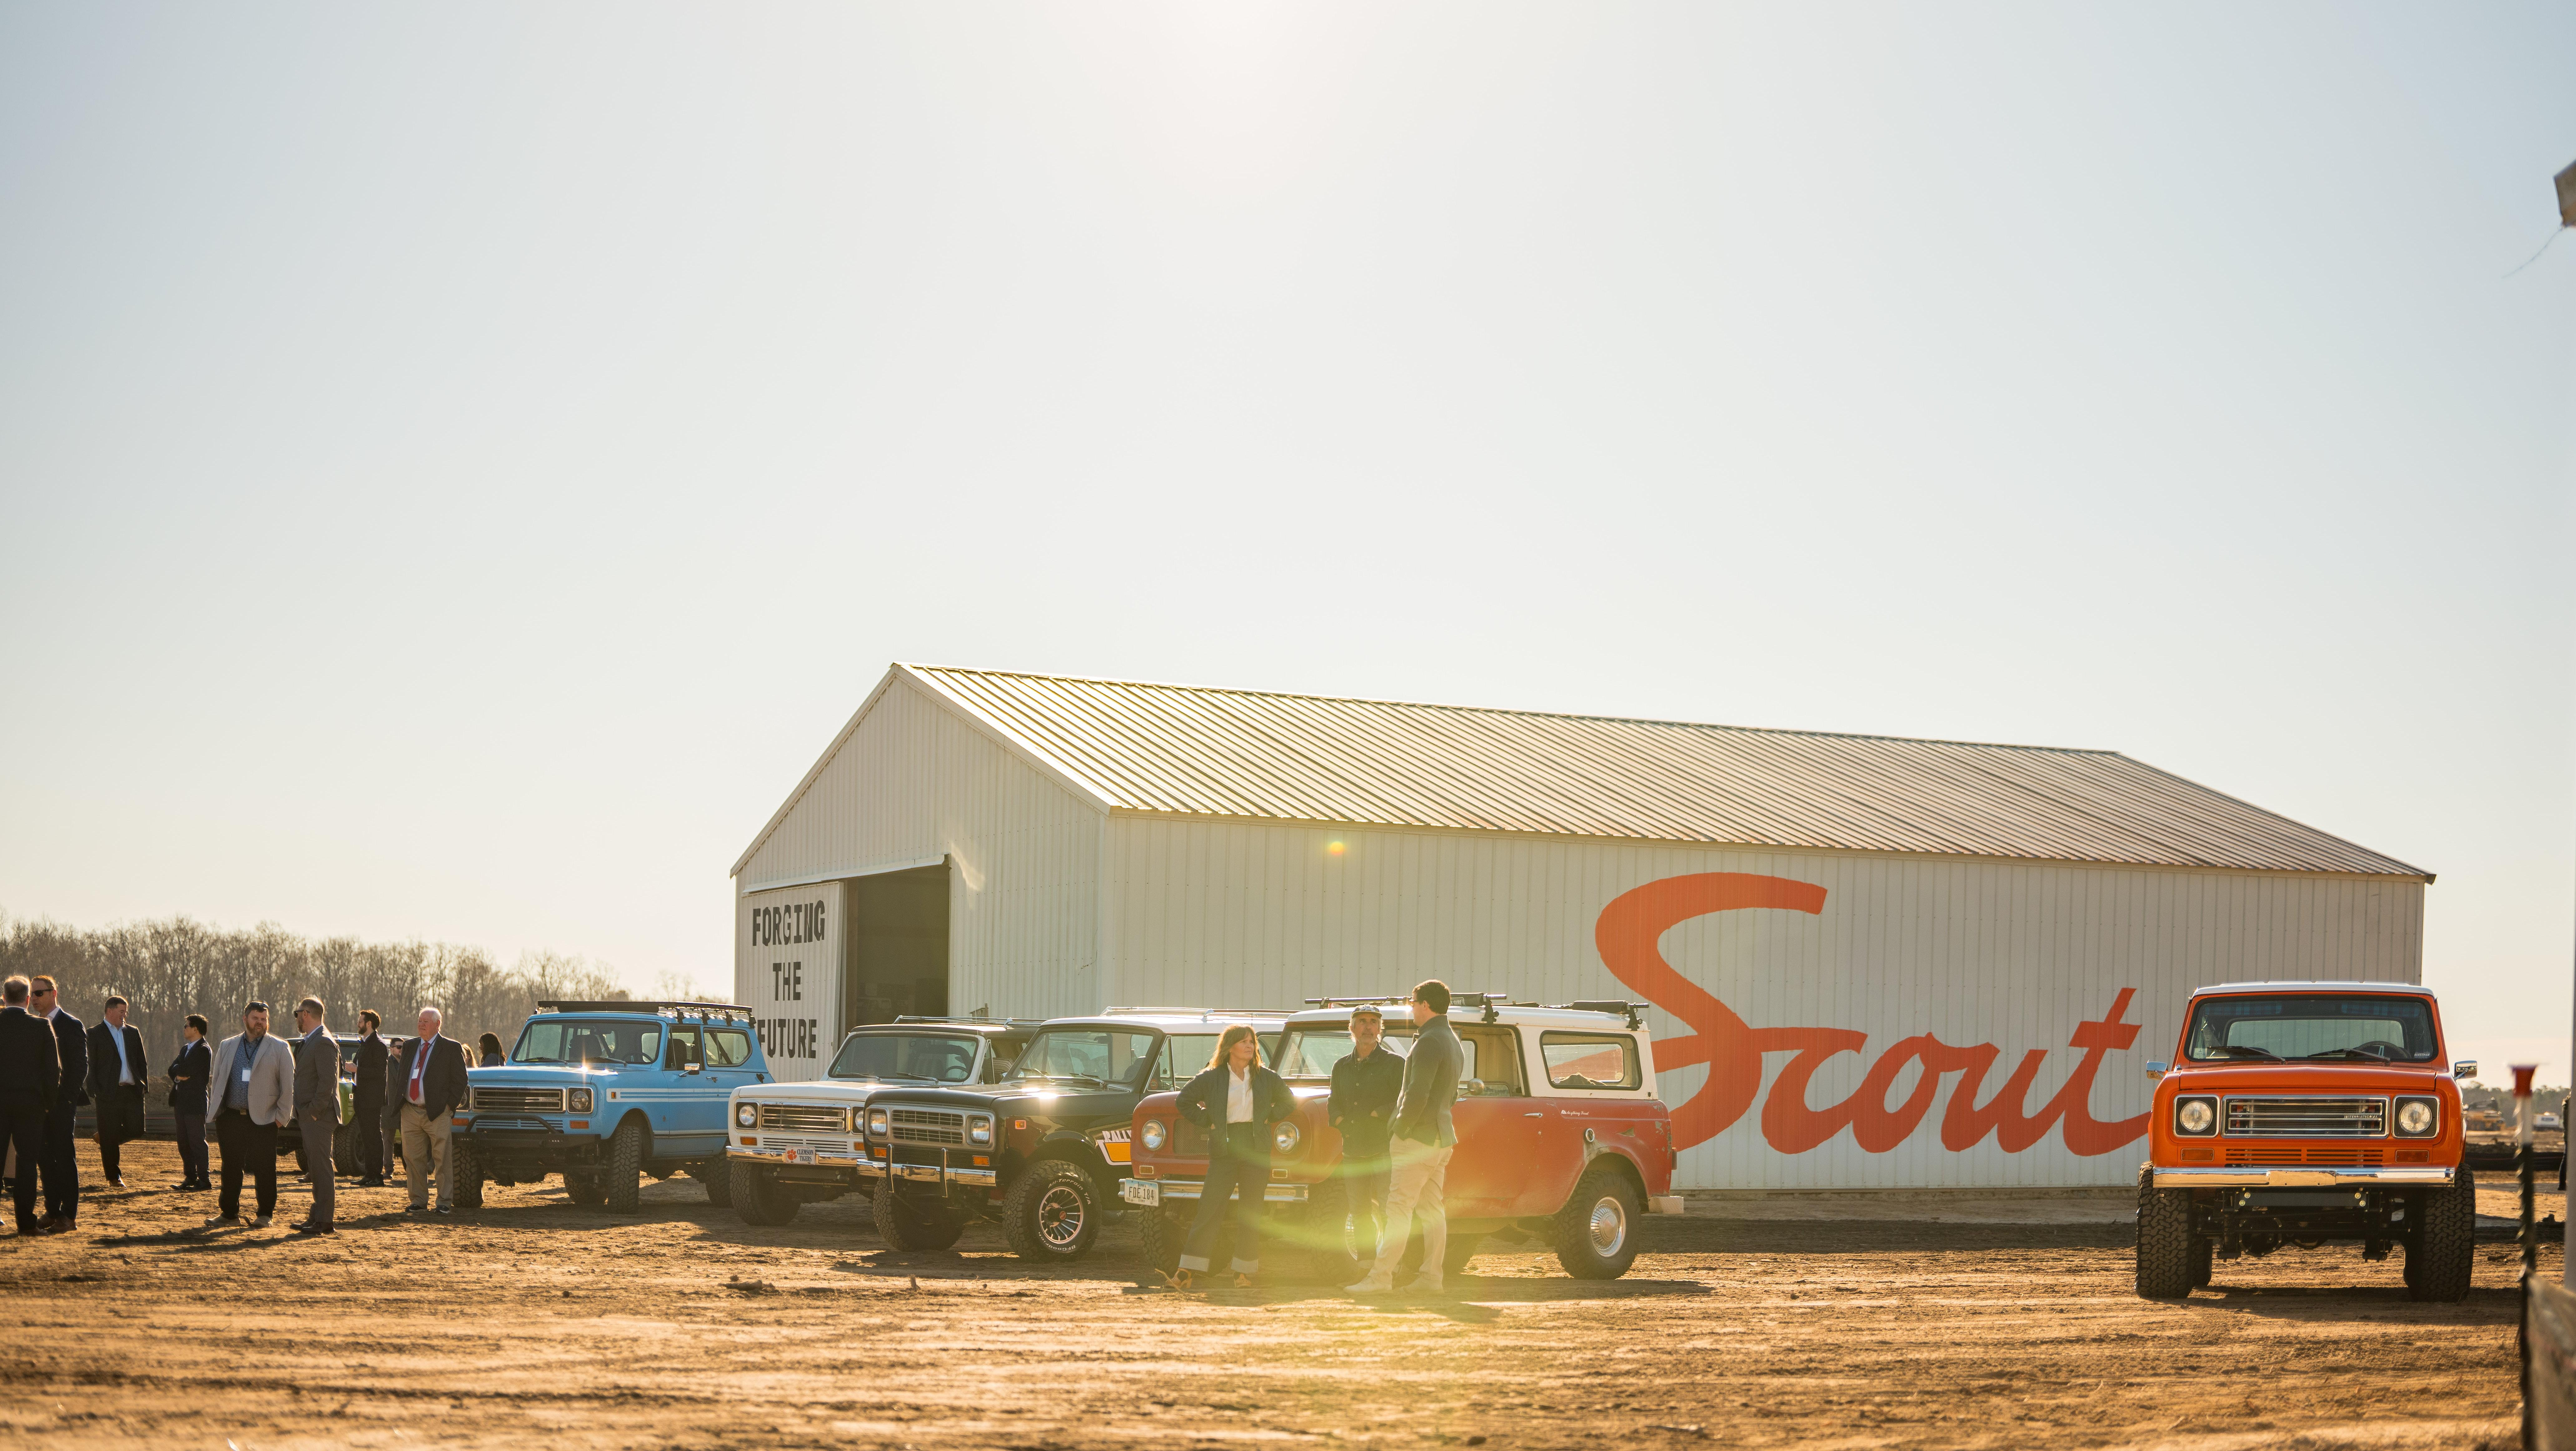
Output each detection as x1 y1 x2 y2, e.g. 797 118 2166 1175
87 995 149 1189
28 976 87 1231
1 976 62 1235
288 997 340 1234
394 1007 469 1215
352 1010 390 1187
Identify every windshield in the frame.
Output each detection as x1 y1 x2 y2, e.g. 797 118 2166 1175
512 1018 666 1066
1007 1029 1158 1087
2182 995 2439 1064
830 1032 981 1084
1274 1026 1415 1079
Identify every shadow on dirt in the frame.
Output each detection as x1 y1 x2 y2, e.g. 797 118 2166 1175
2183 1282 2521 1324
1653 1220 2135 1254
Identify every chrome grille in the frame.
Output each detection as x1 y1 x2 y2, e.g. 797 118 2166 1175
2226 1146 2386 1166
890 1108 966 1145
759 1104 847 1133
2224 1096 2387 1138
472 1087 564 1114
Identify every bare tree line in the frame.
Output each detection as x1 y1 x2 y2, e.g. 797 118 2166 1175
0 911 632 1080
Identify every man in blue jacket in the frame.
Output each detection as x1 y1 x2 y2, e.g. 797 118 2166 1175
29 976 86 1232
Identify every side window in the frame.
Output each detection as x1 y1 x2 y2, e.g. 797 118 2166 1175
519 1022 564 1062
706 1029 754 1068
1455 1028 1524 1095
1541 1033 1641 1090
665 1026 702 1070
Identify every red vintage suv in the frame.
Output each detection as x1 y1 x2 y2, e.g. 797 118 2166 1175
1121 995 1685 1282
2137 981 2476 1301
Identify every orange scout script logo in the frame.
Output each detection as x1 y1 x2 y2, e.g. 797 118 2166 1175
1594 872 2149 1156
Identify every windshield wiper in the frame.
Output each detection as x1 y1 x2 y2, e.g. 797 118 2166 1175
2300 1048 2391 1061
1015 1071 1109 1087
2212 1045 2283 1061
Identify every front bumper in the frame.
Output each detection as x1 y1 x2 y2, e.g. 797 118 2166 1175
1121 1177 1309 1208
467 1122 604 1169
2152 1165 2455 1189
729 1139 880 1177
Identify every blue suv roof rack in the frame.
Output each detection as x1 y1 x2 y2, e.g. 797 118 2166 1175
534 1000 752 1022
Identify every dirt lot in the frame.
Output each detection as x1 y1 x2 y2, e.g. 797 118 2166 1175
0 1141 2543 1449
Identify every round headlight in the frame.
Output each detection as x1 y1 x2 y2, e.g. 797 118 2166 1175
1273 1120 1301 1154
2176 1099 2214 1134
867 1108 889 1136
1140 1119 1166 1152
969 1116 993 1145
2397 1099 2435 1135
568 1088 594 1113
736 1101 756 1129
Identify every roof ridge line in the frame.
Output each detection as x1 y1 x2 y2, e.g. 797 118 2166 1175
898 662 2124 758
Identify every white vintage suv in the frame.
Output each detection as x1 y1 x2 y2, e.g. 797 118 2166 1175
725 1016 1039 1226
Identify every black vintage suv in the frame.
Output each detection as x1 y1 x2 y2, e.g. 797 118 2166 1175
861 1009 1283 1263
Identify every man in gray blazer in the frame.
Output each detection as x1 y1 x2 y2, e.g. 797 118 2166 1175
288 997 339 1234
203 1001 295 1228
1348 979 1463 1295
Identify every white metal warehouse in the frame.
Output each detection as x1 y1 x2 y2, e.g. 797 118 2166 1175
731 663 2431 1191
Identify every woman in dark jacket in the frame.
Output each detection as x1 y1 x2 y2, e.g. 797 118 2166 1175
477 1033 505 1067
1170 1024 1296 1289
167 1015 213 1191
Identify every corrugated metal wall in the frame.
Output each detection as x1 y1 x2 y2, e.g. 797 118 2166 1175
1100 817 2424 1190
735 677 1105 1024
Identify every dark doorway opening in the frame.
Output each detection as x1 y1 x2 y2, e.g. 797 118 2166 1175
844 862 949 1033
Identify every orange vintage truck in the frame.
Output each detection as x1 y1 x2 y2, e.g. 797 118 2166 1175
2137 981 2475 1301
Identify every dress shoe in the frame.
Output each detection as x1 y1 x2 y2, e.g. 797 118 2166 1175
202 1214 241 1228
291 1221 336 1235
106 1178 127 1189
170 1181 200 1191
356 1176 384 1189
37 1219 72 1235
250 1214 272 1228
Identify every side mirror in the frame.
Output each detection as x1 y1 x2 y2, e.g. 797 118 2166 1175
2145 1061 2169 1080
2455 1061 2478 1080
684 1060 702 1075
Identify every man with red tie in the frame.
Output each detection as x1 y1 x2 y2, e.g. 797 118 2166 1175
393 1006 469 1216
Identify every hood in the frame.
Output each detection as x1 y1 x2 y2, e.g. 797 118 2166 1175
468 1064 611 1084
733 1077 910 1103
2162 1063 2454 1094
870 1081 1137 1119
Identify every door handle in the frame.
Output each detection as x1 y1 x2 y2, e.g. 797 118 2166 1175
1523 1112 1545 1119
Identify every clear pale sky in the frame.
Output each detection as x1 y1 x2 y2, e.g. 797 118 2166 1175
3 5 2570 1080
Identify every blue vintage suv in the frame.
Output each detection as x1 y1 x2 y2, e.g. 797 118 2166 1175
454 1000 770 1213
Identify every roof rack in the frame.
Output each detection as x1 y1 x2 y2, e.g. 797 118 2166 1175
889 1015 1048 1029
534 1000 752 1022
1554 1000 1650 1030
1303 991 1518 1024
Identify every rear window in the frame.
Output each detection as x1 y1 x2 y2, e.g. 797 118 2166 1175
514 1019 665 1066
1541 1032 1640 1090
706 1028 756 1068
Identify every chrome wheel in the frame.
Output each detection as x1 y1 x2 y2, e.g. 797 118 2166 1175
1039 1183 1087 1249
1587 1194 1628 1258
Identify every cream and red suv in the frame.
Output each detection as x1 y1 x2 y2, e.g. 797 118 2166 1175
2137 981 2475 1301
1124 995 1684 1282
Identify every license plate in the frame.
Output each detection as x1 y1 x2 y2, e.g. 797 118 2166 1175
1121 1180 1159 1207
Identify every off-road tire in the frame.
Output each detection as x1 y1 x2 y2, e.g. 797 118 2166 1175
603 1119 645 1213
874 1179 966 1252
694 1160 734 1207
563 1172 607 1206
452 1136 486 1210
1003 1160 1101 1264
333 1122 359 1177
2136 1169 2196 1300
730 1160 800 1226
2190 1234 2213 1288
1139 1206 1188 1280
1553 1164 1644 1280
2408 1169 2475 1303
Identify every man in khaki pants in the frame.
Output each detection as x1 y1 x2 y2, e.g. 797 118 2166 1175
393 1007 468 1216
1347 980 1463 1295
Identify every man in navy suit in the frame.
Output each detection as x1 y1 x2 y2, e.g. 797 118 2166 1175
27 977 87 1231
0 976 61 1235
87 995 149 1189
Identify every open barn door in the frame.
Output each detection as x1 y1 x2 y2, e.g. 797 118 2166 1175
845 860 950 1033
